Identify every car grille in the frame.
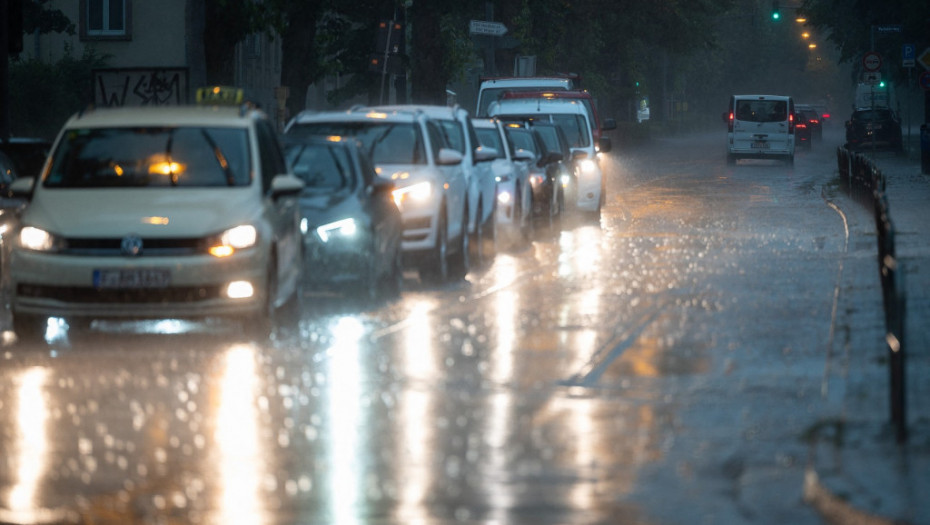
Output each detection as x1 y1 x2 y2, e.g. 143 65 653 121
61 237 205 256
17 284 223 303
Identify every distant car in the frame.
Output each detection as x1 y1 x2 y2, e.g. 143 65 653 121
503 124 568 230
8 105 306 340
845 108 903 153
475 75 578 118
472 117 534 245
795 105 822 142
285 107 471 283
489 96 604 218
283 136 403 300
499 90 616 152
726 94 796 165
794 112 813 150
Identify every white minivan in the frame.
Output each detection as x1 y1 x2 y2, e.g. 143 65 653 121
726 94 795 165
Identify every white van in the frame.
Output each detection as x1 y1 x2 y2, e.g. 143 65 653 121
726 94 795 165
475 76 576 117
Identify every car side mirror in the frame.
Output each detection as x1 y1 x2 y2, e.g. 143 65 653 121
10 176 36 200
538 151 562 167
598 136 612 153
513 149 534 162
437 148 464 166
270 174 304 198
474 145 498 162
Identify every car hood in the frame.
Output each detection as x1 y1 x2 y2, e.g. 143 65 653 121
298 191 358 228
25 187 263 237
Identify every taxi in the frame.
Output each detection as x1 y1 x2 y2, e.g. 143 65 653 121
8 96 304 340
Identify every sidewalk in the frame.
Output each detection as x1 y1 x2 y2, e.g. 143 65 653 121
805 149 930 524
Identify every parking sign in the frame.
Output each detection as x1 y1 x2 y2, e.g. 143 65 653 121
903 44 915 68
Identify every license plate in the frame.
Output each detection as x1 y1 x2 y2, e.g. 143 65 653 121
93 268 171 289
751 141 769 149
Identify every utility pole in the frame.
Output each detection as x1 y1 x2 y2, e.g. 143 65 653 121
1 0 11 142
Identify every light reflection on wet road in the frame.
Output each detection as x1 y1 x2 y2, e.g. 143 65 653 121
0 129 853 524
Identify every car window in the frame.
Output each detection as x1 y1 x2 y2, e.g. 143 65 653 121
551 114 590 148
44 126 251 188
289 122 427 166
505 128 538 155
735 100 788 123
285 143 355 192
437 120 465 154
532 125 563 155
475 127 505 159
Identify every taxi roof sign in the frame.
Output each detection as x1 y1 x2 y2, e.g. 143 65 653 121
196 86 244 106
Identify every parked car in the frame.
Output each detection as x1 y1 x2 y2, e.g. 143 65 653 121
285 107 470 283
844 108 903 153
8 105 305 341
370 104 497 267
795 104 823 142
472 117 534 245
503 123 569 230
283 135 403 300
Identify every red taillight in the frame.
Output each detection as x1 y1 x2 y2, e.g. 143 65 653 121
788 113 795 134
727 111 734 132
810 119 819 124
797 123 807 129
822 113 830 119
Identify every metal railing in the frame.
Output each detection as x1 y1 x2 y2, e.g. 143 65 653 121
836 147 907 442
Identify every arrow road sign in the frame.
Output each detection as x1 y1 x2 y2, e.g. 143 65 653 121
469 20 508 36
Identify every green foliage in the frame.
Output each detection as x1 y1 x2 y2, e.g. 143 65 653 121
9 47 109 139
23 0 75 35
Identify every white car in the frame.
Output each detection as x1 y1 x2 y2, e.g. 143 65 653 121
370 105 498 266
489 97 604 218
285 107 471 283
8 105 305 340
726 94 796 165
472 117 533 244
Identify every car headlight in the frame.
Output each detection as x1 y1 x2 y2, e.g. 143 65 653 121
497 190 512 205
315 218 358 243
209 225 257 257
578 159 598 175
19 226 61 252
392 181 432 209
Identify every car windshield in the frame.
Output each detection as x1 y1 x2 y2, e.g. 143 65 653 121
284 142 355 192
735 100 788 123
289 122 426 165
43 127 251 188
853 110 894 121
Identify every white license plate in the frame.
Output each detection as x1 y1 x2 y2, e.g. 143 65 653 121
751 141 769 149
93 268 171 289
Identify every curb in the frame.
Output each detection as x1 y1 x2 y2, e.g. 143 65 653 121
803 467 907 525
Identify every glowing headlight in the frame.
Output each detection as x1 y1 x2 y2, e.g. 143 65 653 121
316 218 358 243
578 159 598 174
209 225 257 257
19 226 57 251
560 174 572 187
497 191 512 205
392 181 432 209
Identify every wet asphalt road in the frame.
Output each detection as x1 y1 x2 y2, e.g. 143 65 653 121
0 127 855 524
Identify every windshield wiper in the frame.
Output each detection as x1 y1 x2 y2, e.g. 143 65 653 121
199 129 236 186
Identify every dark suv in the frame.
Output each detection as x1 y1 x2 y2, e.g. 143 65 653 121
845 108 903 153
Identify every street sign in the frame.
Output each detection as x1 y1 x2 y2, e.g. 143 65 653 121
903 44 915 68
862 51 882 72
876 25 902 33
919 71 930 91
469 20 508 36
919 47 930 71
862 71 882 84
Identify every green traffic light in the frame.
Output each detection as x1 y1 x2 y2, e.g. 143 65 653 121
772 11 780 20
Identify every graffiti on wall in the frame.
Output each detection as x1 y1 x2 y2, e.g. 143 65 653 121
93 68 190 107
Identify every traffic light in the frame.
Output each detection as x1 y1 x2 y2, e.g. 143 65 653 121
771 1 781 21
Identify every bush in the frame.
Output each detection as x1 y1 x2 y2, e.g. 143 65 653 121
9 47 109 139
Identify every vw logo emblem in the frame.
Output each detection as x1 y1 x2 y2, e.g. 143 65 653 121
121 235 144 256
